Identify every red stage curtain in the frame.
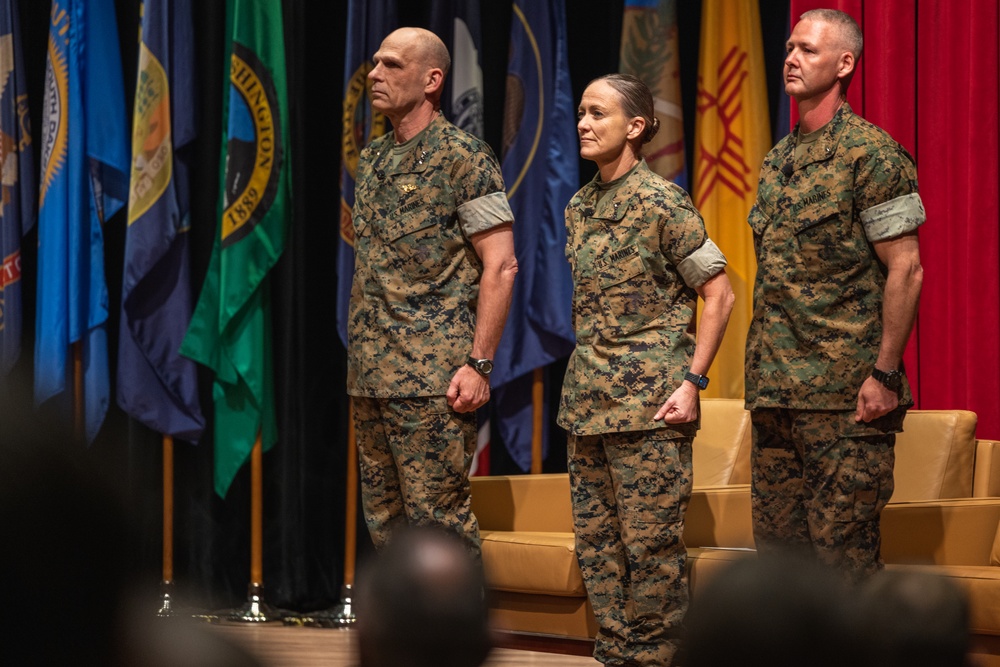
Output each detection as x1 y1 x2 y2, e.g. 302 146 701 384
787 0 1000 438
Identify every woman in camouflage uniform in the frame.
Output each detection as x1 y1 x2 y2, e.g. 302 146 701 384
559 74 734 667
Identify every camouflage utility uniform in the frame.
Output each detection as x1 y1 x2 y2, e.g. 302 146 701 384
347 114 513 555
746 103 925 576
560 161 726 666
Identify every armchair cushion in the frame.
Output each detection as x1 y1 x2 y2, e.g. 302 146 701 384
891 410 977 501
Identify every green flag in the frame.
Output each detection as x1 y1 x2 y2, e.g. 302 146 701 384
181 0 290 498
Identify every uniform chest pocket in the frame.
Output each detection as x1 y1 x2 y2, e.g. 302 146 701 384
794 200 865 273
383 203 458 279
598 250 665 337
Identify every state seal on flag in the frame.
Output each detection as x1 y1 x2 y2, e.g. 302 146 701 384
222 42 283 247
40 9 69 206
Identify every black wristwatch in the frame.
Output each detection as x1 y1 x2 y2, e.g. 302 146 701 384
871 366 903 391
684 371 710 390
467 357 494 378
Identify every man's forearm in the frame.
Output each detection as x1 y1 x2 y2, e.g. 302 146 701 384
876 253 923 370
471 259 517 359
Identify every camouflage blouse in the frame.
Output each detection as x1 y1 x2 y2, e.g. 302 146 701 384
558 161 726 436
347 114 512 398
745 104 925 411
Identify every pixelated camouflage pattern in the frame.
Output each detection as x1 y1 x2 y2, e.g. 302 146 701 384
569 430 692 666
745 104 920 411
559 161 716 437
347 114 507 397
354 395 481 556
751 408 898 579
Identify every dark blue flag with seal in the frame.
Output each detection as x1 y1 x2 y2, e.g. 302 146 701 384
494 0 578 470
35 0 129 443
117 0 204 443
336 0 397 347
428 0 483 138
0 0 35 385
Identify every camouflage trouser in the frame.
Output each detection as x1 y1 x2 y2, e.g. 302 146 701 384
353 395 481 557
751 408 900 579
569 430 692 667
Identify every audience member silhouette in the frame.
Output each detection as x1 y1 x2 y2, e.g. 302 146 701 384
355 527 492 667
860 569 971 667
680 556 865 666
1 412 263 667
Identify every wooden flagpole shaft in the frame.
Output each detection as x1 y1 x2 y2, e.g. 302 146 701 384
163 435 174 583
311 398 359 626
227 431 279 622
251 432 264 586
157 434 180 617
344 398 358 586
72 341 84 442
531 367 544 474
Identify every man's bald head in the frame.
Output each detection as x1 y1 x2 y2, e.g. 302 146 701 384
385 27 451 75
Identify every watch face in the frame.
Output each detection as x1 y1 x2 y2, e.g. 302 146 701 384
873 369 902 390
479 360 493 375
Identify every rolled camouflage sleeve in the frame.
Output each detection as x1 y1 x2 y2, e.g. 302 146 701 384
860 192 925 241
458 192 513 237
855 146 925 241
677 238 727 288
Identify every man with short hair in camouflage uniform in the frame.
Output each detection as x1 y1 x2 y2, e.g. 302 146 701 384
347 27 517 555
746 9 924 578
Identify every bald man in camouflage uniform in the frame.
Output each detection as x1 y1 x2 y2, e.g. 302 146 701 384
347 28 516 555
746 9 924 577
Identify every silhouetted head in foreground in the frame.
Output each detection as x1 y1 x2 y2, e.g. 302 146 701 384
356 527 492 667
681 555 863 667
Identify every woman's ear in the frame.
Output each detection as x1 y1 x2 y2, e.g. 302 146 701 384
626 117 646 142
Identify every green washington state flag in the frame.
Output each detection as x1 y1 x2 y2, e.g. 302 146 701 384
182 0 290 498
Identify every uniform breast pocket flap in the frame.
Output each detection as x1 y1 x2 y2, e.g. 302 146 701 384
599 251 645 289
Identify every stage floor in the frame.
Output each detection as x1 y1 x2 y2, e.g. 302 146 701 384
210 624 601 666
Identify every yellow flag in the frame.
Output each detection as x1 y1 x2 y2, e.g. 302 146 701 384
693 0 770 398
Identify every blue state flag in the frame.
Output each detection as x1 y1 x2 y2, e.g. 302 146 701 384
428 0 484 138
336 0 397 347
494 0 578 470
117 0 204 443
36 0 129 442
0 0 35 382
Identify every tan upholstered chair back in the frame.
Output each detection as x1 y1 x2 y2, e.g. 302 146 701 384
693 398 752 486
892 410 977 501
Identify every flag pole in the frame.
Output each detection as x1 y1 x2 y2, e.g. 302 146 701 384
531 367 543 473
72 342 84 442
228 431 281 622
157 435 180 616
311 397 358 627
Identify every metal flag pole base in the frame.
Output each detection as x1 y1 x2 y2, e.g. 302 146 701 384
224 583 284 623
156 580 185 618
291 584 357 628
